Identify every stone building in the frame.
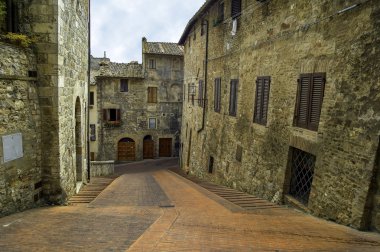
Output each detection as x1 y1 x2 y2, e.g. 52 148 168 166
0 0 89 216
90 38 183 162
179 0 380 231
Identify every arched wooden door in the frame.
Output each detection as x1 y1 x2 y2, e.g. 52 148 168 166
143 135 154 159
118 138 135 161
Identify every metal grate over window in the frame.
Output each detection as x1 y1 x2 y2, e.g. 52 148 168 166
289 148 316 204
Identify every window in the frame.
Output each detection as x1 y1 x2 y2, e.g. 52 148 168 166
90 124 96 141
254 76 271 125
214 78 221 112
148 118 156 129
198 80 203 107
218 1 225 22
148 59 156 69
89 92 95 106
103 109 121 125
147 87 157 103
229 79 238 116
231 0 242 18
208 156 214 173
120 79 128 92
6 0 19 33
294 73 326 131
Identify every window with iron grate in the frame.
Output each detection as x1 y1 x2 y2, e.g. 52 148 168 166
289 148 316 204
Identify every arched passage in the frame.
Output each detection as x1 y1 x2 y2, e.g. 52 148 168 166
118 138 136 161
143 135 154 159
75 97 82 182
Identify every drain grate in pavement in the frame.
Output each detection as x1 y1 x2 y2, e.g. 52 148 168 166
170 168 281 211
68 177 116 205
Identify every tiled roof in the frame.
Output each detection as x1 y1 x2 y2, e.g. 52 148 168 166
143 42 184 56
100 62 144 78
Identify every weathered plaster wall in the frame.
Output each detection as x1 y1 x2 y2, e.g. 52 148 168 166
181 0 380 230
0 43 42 216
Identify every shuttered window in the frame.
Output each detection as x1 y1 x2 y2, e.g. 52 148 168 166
103 109 121 126
147 87 157 103
198 80 203 107
229 79 238 116
254 76 271 125
231 0 242 18
214 78 221 113
294 73 326 131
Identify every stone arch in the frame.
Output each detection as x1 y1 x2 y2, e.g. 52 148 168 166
118 138 136 161
75 97 82 182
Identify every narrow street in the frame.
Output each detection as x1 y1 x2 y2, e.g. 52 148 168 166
1 158 380 251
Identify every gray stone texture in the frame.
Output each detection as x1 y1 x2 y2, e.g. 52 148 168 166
180 0 380 231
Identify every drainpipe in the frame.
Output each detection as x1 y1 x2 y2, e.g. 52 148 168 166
87 0 91 181
198 19 209 133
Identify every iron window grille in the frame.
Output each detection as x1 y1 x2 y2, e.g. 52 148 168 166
289 148 316 204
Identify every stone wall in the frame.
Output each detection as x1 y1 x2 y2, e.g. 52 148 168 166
90 161 114 177
180 0 380 231
0 42 42 216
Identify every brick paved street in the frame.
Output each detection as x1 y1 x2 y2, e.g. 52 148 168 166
1 158 380 251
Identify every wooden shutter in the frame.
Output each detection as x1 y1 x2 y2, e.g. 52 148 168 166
148 87 157 103
262 77 271 125
309 73 325 131
254 78 263 123
296 75 310 129
229 80 238 116
231 0 242 18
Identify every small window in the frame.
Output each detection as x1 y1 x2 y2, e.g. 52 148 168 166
229 79 238 116
6 1 19 33
103 109 121 126
90 152 95 161
218 2 225 22
89 92 95 106
201 20 206 36
231 0 242 18
148 59 156 69
120 79 128 92
214 78 221 112
148 118 156 129
90 124 96 141
147 87 157 103
294 73 326 131
254 76 271 125
198 80 203 107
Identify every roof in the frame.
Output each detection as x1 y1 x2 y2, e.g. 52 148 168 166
100 62 144 78
178 0 217 45
143 42 184 56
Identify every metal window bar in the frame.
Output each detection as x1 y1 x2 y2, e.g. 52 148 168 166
289 148 316 204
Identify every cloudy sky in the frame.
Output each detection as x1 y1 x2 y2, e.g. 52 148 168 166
91 0 205 63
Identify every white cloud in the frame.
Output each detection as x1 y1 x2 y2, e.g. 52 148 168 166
91 0 205 63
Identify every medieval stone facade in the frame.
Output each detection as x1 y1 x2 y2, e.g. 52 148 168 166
90 38 183 162
179 0 380 231
0 0 89 216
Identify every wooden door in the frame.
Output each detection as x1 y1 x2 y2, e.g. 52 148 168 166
143 140 154 159
159 138 172 157
118 141 135 161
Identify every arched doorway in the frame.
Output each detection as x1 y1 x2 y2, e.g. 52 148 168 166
75 97 82 182
143 135 154 159
118 138 135 161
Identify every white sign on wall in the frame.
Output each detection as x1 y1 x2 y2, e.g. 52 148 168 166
2 133 23 163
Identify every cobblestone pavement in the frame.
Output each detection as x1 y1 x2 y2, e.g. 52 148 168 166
1 158 380 251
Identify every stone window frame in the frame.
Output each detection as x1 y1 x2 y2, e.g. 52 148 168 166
120 79 129 92
253 76 271 126
148 118 157 129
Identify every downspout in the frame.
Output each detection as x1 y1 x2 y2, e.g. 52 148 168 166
87 0 91 181
198 19 209 133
